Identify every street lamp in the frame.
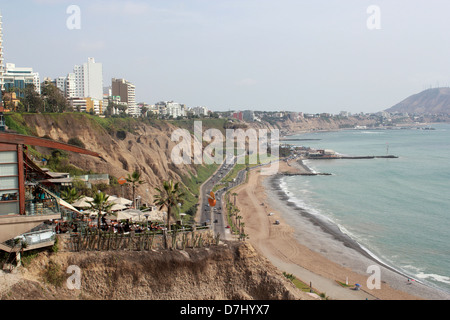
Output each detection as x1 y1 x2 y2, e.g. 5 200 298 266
177 202 182 224
144 214 149 229
135 195 141 209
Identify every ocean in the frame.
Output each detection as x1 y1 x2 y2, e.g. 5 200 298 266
281 123 450 294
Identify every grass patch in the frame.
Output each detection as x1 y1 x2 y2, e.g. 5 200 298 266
4 113 37 136
336 280 353 288
283 272 327 298
179 163 219 218
169 118 228 135
42 260 65 288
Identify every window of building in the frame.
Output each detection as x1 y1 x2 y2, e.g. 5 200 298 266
0 150 19 215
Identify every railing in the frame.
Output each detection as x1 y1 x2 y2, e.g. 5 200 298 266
64 227 218 252
25 185 61 216
3 228 55 249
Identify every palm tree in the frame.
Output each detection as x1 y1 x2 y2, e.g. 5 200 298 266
88 192 113 230
153 180 185 231
240 222 245 235
233 208 240 230
61 187 81 204
126 170 145 209
232 192 238 206
236 215 242 233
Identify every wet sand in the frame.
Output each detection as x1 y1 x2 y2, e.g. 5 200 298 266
233 159 450 300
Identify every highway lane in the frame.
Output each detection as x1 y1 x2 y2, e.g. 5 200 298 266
199 155 235 239
199 155 280 240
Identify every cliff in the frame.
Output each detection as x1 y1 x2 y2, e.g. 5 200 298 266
266 116 377 136
5 113 217 206
1 242 313 300
4 112 376 205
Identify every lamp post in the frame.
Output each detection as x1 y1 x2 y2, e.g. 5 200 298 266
144 214 149 229
177 202 182 225
135 195 141 210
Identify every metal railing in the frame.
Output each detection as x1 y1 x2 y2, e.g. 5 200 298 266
3 228 55 249
25 185 61 216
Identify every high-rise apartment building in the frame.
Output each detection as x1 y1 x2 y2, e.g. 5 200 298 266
73 57 103 100
156 101 186 118
53 73 76 99
0 11 4 93
111 78 139 116
3 63 41 96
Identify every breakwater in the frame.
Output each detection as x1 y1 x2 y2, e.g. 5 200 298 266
308 155 399 160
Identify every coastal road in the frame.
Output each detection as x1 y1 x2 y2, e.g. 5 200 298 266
198 155 235 239
199 155 285 240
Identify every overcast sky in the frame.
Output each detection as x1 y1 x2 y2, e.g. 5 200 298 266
2 0 450 114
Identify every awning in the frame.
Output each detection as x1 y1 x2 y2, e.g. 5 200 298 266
59 198 81 214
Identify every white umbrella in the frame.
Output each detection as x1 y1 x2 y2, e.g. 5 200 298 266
141 210 167 222
111 197 133 206
110 203 127 212
72 196 94 208
119 208 145 222
108 195 118 201
59 198 81 214
106 210 135 221
81 210 107 220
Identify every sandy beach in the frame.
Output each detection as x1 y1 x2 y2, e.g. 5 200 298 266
233 159 450 300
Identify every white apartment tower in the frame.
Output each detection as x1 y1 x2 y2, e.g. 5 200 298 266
0 11 4 91
53 73 76 99
74 57 103 100
65 73 76 98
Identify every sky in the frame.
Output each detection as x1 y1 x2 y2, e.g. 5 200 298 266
2 0 450 114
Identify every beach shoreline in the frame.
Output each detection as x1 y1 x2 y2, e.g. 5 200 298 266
233 158 450 300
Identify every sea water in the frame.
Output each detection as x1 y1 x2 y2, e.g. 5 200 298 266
281 123 450 293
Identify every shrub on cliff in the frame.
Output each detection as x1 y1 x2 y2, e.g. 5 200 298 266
68 137 85 149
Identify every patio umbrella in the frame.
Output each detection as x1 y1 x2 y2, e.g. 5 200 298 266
106 210 135 221
141 210 167 222
119 208 146 221
72 196 94 208
110 203 127 212
59 198 81 214
111 197 133 206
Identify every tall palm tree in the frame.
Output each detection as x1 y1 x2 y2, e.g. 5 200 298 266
61 187 81 204
88 192 113 230
233 208 240 230
240 222 245 235
153 180 185 231
232 192 238 206
126 170 145 208
236 215 242 232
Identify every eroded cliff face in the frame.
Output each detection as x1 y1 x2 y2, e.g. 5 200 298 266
20 114 198 202
2 242 312 300
272 117 377 135
13 113 376 203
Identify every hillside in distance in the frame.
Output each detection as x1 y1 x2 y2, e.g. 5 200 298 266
386 88 450 114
